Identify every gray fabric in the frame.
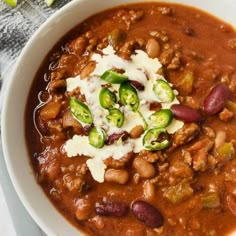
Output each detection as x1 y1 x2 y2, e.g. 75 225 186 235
0 0 71 88
0 1 71 235
0 0 70 66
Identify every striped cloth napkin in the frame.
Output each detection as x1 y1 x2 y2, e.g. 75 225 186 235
0 0 71 103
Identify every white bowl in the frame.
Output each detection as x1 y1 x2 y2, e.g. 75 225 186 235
1 0 236 235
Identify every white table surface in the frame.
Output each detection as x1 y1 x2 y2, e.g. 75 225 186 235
0 185 16 236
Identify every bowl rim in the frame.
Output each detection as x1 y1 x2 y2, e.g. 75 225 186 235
1 0 236 235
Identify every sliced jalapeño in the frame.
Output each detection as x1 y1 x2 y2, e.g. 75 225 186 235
148 109 173 128
119 82 139 112
100 70 128 84
143 128 170 151
88 127 106 148
69 98 93 124
99 88 117 109
106 108 124 128
153 79 175 103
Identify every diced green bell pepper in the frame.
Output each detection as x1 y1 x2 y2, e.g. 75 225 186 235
201 192 220 209
217 142 235 160
163 182 193 204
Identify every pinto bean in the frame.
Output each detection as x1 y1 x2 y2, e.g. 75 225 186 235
40 101 62 121
143 181 156 201
146 38 161 58
80 61 96 79
131 200 164 228
104 169 129 184
159 48 174 66
171 104 203 122
130 125 144 139
96 200 128 217
204 84 230 115
133 157 156 178
75 199 92 221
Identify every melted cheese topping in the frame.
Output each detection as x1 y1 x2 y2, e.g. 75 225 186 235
86 159 106 183
65 135 134 160
64 46 184 182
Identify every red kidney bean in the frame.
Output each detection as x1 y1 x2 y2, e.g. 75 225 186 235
106 131 129 145
171 104 203 122
131 200 164 228
129 80 145 91
95 201 128 217
203 84 230 115
149 101 162 111
83 124 94 135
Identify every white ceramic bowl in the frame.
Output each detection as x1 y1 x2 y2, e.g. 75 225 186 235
1 0 236 235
